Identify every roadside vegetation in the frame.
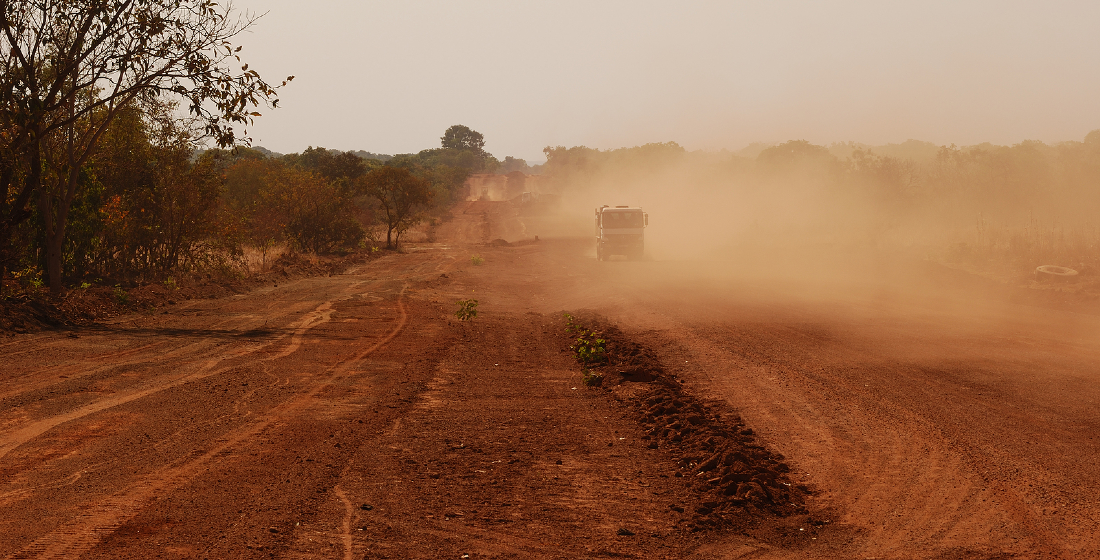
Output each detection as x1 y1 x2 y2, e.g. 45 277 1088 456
0 0 533 307
454 299 479 321
563 313 608 386
0 4 537 304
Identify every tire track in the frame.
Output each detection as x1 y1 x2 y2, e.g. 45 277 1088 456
0 301 333 462
657 320 1061 558
4 286 409 560
333 485 356 560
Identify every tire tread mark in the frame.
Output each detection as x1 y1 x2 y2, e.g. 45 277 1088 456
4 287 408 560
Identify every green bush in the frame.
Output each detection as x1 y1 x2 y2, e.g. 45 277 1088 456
563 313 607 365
113 285 130 305
455 298 478 321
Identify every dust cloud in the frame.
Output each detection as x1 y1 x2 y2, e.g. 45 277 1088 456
524 137 1100 294
499 135 1100 352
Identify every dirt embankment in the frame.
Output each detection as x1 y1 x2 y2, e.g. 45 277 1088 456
556 313 849 548
0 251 372 335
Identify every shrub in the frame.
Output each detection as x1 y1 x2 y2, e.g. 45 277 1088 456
563 313 607 365
455 298 479 321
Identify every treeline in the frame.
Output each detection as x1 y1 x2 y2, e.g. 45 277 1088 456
2 111 506 292
542 133 1100 222
1 1 542 296
540 133 1100 265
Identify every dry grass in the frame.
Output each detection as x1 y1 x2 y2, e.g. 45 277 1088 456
940 216 1100 288
239 244 290 275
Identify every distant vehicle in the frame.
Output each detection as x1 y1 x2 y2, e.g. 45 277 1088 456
594 205 648 261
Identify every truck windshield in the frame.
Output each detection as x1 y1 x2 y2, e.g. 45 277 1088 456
602 211 644 228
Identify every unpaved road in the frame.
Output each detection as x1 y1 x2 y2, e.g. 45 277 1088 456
1 201 1098 559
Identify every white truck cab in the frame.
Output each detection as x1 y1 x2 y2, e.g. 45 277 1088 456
595 205 648 261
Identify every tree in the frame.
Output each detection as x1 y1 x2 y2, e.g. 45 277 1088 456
441 124 485 152
1 0 291 292
359 167 433 249
260 165 363 254
388 154 470 209
70 101 223 280
283 146 372 193
499 156 530 174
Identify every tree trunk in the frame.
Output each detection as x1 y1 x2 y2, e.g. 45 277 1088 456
45 228 64 294
40 165 79 295
38 186 66 295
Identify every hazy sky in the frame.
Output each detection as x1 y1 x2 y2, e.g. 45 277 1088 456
231 1 1100 162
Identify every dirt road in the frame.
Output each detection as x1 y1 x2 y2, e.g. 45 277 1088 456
1 201 1098 559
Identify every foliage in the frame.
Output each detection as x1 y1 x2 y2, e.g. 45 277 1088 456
541 142 684 191
454 298 478 321
499 156 531 174
219 155 365 256
563 313 607 366
387 153 472 210
32 101 229 283
259 165 364 254
0 110 524 294
282 146 375 193
401 124 502 177
0 0 291 292
441 125 486 152
358 166 434 249
471 254 484 265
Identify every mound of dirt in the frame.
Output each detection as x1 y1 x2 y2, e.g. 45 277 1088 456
0 295 66 333
561 314 815 534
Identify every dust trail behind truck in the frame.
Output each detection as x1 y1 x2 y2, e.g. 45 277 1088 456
595 205 648 261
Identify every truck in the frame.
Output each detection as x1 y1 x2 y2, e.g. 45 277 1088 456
594 205 648 261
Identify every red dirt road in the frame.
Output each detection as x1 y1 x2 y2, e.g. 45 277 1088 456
1 201 1098 559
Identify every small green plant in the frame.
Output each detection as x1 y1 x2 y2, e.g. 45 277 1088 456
573 333 607 365
454 298 479 321
13 266 41 288
471 254 484 266
79 282 91 289
164 277 177 291
563 313 607 365
113 285 130 305
582 369 604 386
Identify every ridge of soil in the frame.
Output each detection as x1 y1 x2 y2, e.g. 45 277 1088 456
558 313 851 548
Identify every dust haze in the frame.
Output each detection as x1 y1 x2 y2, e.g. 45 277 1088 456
513 136 1100 303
